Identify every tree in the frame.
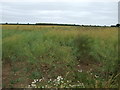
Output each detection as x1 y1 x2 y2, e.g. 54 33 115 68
116 24 120 27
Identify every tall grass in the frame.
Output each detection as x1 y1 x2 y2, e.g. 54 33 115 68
2 25 119 88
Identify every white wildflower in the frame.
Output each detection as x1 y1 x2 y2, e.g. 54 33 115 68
78 69 83 72
32 81 36 84
78 65 80 67
39 79 42 82
95 75 99 78
31 84 36 87
36 79 39 82
57 76 62 80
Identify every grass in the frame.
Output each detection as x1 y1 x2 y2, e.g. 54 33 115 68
2 25 119 88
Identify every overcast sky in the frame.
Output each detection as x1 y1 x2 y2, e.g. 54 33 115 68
0 0 119 26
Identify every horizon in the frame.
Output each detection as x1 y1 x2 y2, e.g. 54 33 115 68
1 22 119 26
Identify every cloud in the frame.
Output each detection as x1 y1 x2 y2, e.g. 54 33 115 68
0 1 118 25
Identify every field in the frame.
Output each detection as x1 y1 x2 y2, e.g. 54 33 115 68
2 25 119 88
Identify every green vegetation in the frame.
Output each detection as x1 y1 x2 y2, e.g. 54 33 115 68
2 25 119 88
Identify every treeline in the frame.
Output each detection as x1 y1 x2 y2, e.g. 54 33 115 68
111 24 120 27
1 22 120 27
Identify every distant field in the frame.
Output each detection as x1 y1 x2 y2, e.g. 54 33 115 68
2 25 119 88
